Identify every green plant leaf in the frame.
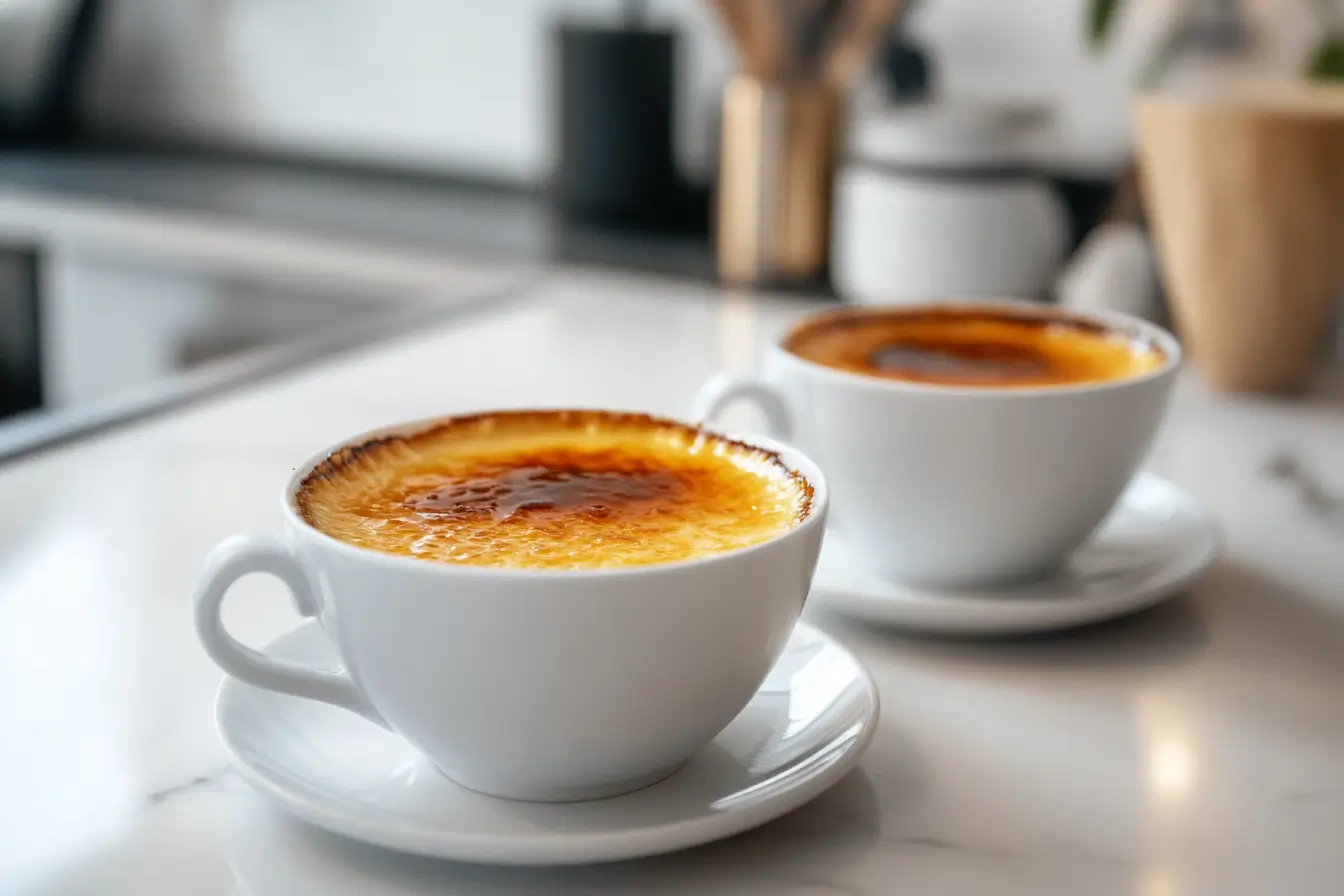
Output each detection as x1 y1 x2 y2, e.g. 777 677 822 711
1306 36 1344 81
1089 0 1124 50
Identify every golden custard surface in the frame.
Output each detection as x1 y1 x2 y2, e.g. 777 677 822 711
296 412 811 570
785 308 1166 388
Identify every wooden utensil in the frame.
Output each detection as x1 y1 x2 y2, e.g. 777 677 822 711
709 0 760 74
822 0 903 88
743 0 788 78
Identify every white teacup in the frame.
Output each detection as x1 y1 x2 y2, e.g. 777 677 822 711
693 302 1181 588
194 412 828 802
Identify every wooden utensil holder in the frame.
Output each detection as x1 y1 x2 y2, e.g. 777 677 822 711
716 76 841 286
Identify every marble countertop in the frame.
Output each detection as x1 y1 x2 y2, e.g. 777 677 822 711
1 270 1341 895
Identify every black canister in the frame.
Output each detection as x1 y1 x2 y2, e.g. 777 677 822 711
552 21 682 229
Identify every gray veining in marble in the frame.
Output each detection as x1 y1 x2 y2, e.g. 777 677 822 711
1264 451 1344 532
145 769 234 807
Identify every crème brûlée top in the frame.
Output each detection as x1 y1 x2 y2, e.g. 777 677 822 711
785 307 1167 388
296 411 813 570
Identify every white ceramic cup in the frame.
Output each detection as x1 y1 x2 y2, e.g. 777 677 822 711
193 412 828 803
693 302 1181 588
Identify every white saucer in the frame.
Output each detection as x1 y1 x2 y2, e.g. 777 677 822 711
810 474 1220 636
216 621 879 866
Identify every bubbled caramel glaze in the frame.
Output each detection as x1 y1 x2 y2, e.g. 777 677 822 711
785 306 1166 388
296 411 813 570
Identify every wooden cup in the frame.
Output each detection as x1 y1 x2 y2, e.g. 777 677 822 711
1136 88 1344 393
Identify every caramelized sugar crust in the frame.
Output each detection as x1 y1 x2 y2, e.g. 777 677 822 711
296 411 813 570
784 307 1167 388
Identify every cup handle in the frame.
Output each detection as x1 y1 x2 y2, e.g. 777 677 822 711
692 373 794 439
193 534 386 727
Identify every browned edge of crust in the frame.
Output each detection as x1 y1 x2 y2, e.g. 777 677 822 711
783 304 1168 362
294 409 815 527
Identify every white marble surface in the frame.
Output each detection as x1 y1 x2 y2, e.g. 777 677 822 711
1 269 1341 895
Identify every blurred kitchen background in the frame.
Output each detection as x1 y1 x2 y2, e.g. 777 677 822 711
0 0 1340 457
68 0 1319 182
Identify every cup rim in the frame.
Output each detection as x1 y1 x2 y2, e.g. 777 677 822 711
281 408 828 579
773 300 1183 397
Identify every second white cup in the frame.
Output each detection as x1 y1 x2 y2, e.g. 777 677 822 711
693 302 1181 588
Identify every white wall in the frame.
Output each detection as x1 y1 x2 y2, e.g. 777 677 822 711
82 0 1319 184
